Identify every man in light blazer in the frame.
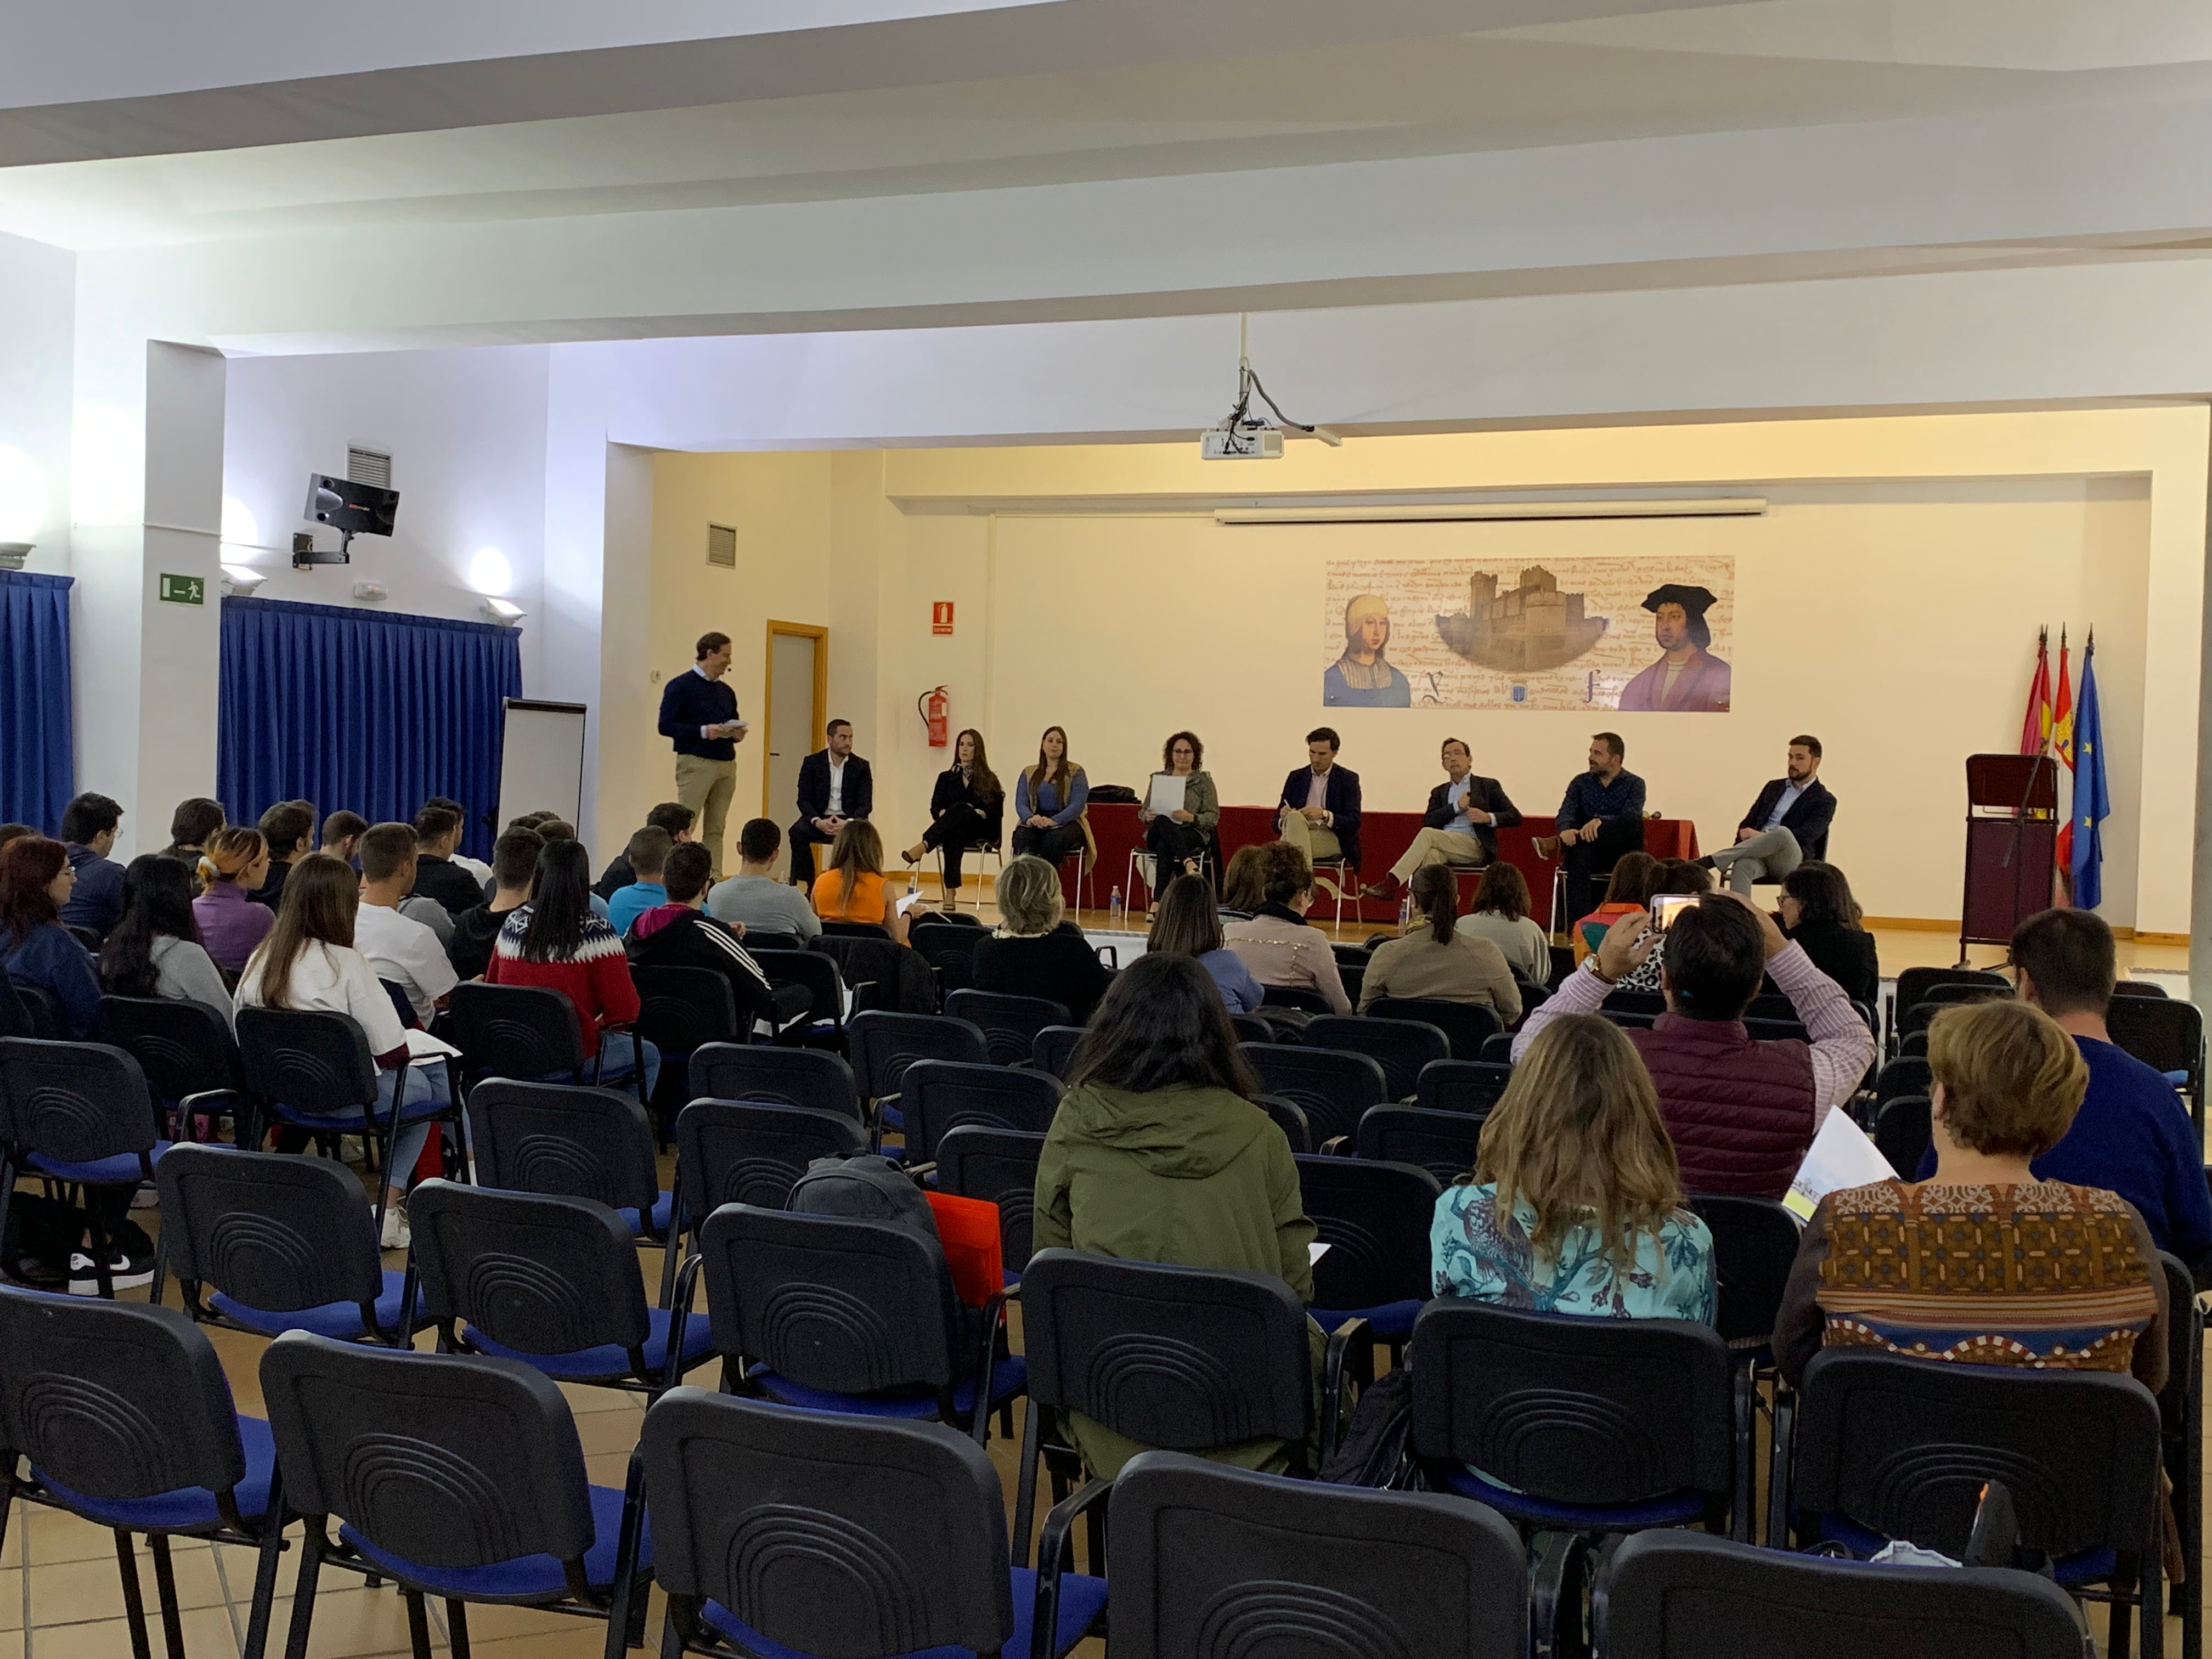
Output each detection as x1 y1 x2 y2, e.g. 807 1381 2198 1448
787 719 874 888
1363 736 1521 899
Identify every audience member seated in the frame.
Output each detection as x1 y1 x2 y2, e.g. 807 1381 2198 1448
1433 1013 1714 1320
1146 873 1263 1014
1358 862 1521 1021
189 826 273 975
594 801 695 899
973 855 1112 1023
0 836 101 1038
624 842 797 1031
809 821 910 945
235 854 448 1246
1010 724 1090 866
1911 907 2212 1275
1138 730 1218 905
1032 953 1319 1476
448 826 541 981
421 796 492 888
1776 860 1879 1008
1457 861 1552 988
707 818 822 940
318 809 367 866
524 819 613 921
97 855 231 1023
1222 843 1351 1014
252 800 315 912
160 797 227 890
607 827 672 937
57 791 126 940
1571 850 1658 963
409 804 491 918
488 839 660 1097
353 822 458 1026
1777 996 2166 1392
0 825 32 851
902 727 1003 908
1517 891 1876 1200
1217 844 1266 918
1613 857 1712 994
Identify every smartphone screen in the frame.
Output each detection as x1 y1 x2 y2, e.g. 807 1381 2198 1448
1649 893 1695 931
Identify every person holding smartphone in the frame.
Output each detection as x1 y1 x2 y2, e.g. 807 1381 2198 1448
1609 859 1710 993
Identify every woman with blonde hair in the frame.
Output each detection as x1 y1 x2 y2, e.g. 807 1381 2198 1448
190 825 273 974
972 854 1110 1022
810 819 909 944
1222 842 1351 1014
1011 725 1090 866
1432 1012 1714 1320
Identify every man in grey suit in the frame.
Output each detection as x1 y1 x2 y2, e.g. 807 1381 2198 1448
1363 736 1522 899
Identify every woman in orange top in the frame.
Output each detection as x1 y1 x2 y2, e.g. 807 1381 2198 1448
1571 849 1658 963
810 820 911 944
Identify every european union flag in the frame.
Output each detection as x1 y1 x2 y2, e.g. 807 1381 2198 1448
2070 637 2108 909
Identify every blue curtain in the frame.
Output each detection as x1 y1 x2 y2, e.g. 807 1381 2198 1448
217 597 522 860
0 572 75 834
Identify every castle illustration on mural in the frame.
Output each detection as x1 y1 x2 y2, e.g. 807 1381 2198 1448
1434 565 1611 673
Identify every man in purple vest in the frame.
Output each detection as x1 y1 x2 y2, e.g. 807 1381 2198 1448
1514 889 1875 1198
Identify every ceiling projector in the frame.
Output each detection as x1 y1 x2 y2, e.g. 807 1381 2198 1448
1200 421 1284 461
1200 317 1336 460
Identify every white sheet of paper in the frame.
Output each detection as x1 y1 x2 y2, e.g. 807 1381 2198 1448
404 1028 462 1062
1783 1110 1897 1221
1148 772 1186 815
1308 1242 1333 1264
895 889 924 915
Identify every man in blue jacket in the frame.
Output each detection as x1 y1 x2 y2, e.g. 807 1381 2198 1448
1276 727 1362 893
58 792 126 941
657 631 747 880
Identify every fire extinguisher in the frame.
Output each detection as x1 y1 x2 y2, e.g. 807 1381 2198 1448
919 685 950 747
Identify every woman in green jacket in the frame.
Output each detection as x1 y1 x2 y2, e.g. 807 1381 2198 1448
1032 951 1319 1477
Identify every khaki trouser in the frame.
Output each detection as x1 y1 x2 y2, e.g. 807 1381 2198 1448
675 754 737 881
1277 808 1344 878
1389 827 1489 886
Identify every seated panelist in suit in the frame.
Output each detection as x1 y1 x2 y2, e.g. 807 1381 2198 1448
1363 736 1520 900
1700 735 1835 895
1275 726 1362 890
787 718 873 889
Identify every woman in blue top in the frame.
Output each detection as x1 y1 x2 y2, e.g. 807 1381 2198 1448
1432 1011 1714 1322
1011 725 1090 867
1145 874 1264 1014
0 836 104 1040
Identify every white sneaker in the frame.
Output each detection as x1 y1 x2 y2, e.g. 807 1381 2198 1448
379 1203 411 1250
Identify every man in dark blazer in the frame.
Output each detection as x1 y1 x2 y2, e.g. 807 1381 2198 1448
1276 726 1362 883
1702 734 1836 894
788 718 874 888
1362 736 1521 898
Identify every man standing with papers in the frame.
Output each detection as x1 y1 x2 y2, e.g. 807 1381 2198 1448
658 630 748 882
1137 731 1218 905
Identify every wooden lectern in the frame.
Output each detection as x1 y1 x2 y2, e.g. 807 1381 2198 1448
1958 754 2059 966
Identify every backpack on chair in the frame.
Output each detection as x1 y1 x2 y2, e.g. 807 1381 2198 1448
787 1154 990 1375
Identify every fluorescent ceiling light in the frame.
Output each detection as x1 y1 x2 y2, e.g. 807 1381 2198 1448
1214 497 1765 526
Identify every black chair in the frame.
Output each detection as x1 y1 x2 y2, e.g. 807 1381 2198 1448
10 983 59 1039
1604 989 1668 1019
1109 1451 1527 1659
1479 1030 1516 1063
901 1059 1060 1166
1297 1154 1441 1342
631 963 745 1076
98 995 246 1143
1873 1054 1932 1106
1900 1028 1930 1057
1029 1023 1086 1081
821 918 891 939
1415 1058 1514 1117
256 1330 651 1658
735 929 802 954
674 1097 869 1233
154 1144 419 1344
1687 1193 1802 1540
1592 1528 2094 1659
910 920 984 992
846 1009 990 1137
688 1041 862 1121
1015 1250 1329 1556
408 1180 712 1394
1240 1042 1390 1149
1362 996 1504 1062
1230 1012 1274 1046
1918 980 2018 1010
1353 1105 1482 1184
1743 1016 1810 1042
1304 1014 1451 1102
446 979 625 1094
0 1036 172 1297
945 988 1074 1069
639 1389 1107 1659
1261 984 1334 1014
2156 1251 2202 1653
1893 966 2010 1044
1777 1349 2164 1658
2108 994 2206 1134
1255 1093 1312 1153
752 947 853 1047
1901 993 2005 1045
1874 1094 1932 1180
1604 1008 1658 1031
0 1286 287 1659
934 1126 1046 1283
2116 979 2171 999
697 1203 1022 1444
0 972 30 1039
810 932 913 1015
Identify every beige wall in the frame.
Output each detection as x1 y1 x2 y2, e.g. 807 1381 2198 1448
627 407 2208 933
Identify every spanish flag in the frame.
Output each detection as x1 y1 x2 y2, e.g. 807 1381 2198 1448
2019 628 2052 756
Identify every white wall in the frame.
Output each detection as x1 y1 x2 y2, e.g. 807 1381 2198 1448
0 230 72 570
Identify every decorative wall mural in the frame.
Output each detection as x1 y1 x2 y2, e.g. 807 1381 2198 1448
1322 555 1735 712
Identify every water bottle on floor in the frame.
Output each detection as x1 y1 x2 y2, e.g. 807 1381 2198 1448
1109 886 1125 929
1399 894 1413 932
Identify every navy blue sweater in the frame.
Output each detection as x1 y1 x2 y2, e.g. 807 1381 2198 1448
658 669 740 760
3 923 103 1040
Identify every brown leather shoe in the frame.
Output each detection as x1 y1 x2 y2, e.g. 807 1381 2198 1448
1532 836 1559 860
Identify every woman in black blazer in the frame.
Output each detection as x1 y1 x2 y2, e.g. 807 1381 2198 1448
1778 860 1880 1009
902 728 1004 906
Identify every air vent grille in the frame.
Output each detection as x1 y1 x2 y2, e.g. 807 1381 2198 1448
707 523 737 568
347 447 392 489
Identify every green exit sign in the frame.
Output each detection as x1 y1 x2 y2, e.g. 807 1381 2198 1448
159 573 205 606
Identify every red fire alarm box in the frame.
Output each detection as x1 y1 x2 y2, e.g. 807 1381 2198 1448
931 601 955 635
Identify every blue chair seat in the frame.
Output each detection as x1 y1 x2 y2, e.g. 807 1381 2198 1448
213 1269 415 1342
264 1098 446 1134
1311 1300 1421 1340
746 1355 1028 1421
39 1414 275 1532
26 1141 173 1184
1433 1464 1709 1530
703 1565 1107 1659
878 1104 905 1131
342 1481 648 1601
1818 1513 2118 1586
622 1190 675 1238
466 1306 714 1383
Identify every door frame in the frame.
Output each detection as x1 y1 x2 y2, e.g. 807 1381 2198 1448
760 620 830 814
